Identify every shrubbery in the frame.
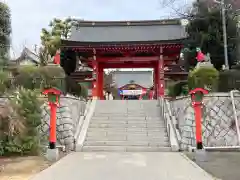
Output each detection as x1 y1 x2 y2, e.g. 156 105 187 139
218 67 240 92
11 65 86 97
0 88 42 156
188 67 219 91
0 65 87 156
167 81 188 97
13 65 65 91
0 70 10 95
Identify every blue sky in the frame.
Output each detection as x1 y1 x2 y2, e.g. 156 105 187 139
5 0 191 57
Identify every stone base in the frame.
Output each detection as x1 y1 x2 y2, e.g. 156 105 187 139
46 148 59 162
196 62 213 69
194 149 207 162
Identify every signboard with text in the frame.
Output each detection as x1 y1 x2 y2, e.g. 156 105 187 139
120 90 143 95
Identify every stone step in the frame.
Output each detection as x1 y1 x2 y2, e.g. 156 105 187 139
83 141 169 147
81 146 172 152
85 139 169 144
89 123 165 127
91 118 163 122
87 127 167 132
92 115 148 120
85 133 168 139
90 119 164 123
88 123 166 128
86 131 168 137
86 133 168 141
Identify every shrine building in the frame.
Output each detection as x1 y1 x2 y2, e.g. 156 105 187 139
113 71 152 99
60 19 188 99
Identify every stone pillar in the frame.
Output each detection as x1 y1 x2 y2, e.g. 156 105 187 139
159 46 165 97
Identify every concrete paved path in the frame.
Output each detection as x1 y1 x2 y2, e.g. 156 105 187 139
31 152 215 180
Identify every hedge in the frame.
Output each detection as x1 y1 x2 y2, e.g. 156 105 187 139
167 81 188 97
188 67 219 91
218 69 240 92
11 65 86 98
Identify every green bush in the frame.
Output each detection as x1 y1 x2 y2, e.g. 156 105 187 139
13 66 42 90
167 81 188 97
0 70 10 95
38 65 66 91
188 67 219 91
13 65 65 91
78 82 89 98
65 76 83 97
12 65 87 98
0 88 42 155
218 69 240 92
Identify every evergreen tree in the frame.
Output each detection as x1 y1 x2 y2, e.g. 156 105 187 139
0 2 11 69
184 1 239 70
40 17 78 65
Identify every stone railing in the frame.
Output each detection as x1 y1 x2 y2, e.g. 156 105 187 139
40 95 87 151
169 93 240 150
160 97 180 151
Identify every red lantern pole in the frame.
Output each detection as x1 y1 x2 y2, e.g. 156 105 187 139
193 102 203 149
49 102 57 149
189 88 208 150
43 88 61 150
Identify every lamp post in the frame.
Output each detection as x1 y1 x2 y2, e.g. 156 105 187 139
43 88 61 161
214 0 229 70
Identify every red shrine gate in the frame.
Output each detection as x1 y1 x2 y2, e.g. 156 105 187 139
60 19 187 99
90 46 181 100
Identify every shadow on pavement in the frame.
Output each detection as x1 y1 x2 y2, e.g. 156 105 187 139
186 152 240 180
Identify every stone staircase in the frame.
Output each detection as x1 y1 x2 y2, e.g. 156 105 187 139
81 100 171 152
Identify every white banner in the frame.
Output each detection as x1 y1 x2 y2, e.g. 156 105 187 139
122 90 143 95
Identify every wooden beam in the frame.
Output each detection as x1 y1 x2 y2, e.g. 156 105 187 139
96 56 159 62
101 62 155 69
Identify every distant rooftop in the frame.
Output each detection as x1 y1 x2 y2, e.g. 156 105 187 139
10 47 39 65
67 19 187 44
112 71 153 88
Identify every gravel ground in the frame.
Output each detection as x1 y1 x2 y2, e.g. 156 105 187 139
185 152 240 180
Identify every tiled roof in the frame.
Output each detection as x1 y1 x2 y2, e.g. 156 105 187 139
11 47 39 64
68 19 187 43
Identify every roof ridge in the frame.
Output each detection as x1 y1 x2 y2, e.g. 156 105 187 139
24 47 39 57
74 18 181 27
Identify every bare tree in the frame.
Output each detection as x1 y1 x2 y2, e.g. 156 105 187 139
158 0 193 18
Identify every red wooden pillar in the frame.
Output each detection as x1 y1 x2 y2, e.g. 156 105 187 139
92 49 99 99
159 46 165 97
98 63 104 100
153 65 159 99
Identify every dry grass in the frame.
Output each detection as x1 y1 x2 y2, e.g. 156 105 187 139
0 156 52 180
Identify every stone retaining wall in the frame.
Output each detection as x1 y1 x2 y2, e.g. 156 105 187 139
40 95 86 151
169 93 240 150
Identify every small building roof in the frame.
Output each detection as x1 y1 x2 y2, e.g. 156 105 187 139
10 47 40 65
67 19 187 44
